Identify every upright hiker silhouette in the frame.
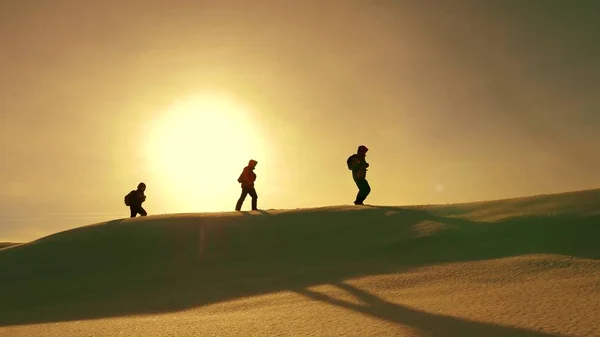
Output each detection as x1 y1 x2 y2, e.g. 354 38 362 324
347 145 371 205
235 159 258 211
124 182 148 217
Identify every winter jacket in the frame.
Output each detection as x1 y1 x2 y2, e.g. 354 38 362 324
126 190 146 206
348 154 369 179
238 166 257 188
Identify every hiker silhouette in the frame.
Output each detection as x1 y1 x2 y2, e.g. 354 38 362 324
124 182 148 217
347 145 371 205
235 160 258 211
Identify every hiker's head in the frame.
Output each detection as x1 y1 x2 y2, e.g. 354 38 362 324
357 145 368 155
248 159 258 168
137 182 146 191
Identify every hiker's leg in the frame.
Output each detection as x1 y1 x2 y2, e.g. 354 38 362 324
359 179 371 202
235 189 248 211
130 206 137 218
353 178 362 204
139 206 147 216
354 178 370 204
249 188 258 210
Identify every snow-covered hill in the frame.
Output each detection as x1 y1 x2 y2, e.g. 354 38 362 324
1 189 599 336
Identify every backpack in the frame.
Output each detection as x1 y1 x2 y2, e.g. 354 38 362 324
347 154 356 170
124 191 132 206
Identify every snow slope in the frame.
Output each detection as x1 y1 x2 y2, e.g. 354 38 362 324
0 242 18 249
0 189 599 336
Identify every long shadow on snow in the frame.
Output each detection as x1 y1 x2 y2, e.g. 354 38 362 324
295 282 562 337
0 207 598 327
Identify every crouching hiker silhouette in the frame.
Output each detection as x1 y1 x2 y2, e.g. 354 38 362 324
235 159 258 211
347 145 371 205
124 182 148 217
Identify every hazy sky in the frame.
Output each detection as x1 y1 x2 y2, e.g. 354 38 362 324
1 0 599 241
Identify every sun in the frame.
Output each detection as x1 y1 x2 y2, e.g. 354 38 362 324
145 92 268 212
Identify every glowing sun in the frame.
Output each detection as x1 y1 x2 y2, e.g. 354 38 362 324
145 92 267 212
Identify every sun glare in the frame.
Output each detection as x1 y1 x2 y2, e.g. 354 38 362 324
145 92 268 212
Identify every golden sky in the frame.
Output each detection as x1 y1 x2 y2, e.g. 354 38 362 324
1 1 599 241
